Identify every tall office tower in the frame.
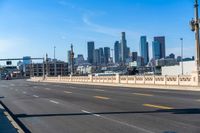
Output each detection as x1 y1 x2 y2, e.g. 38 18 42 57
104 47 110 65
152 41 161 60
120 32 127 63
94 49 100 65
99 48 104 65
67 50 71 65
132 52 138 62
87 41 95 64
154 36 165 58
126 47 130 58
140 36 149 65
114 41 120 63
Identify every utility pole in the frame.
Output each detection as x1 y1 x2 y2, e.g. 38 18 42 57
190 0 200 71
180 38 184 75
70 44 74 75
53 46 57 76
54 46 56 60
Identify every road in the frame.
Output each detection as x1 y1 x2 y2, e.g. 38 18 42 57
0 79 200 133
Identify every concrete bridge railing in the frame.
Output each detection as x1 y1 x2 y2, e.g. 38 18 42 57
30 73 199 87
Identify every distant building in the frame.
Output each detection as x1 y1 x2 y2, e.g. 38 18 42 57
152 41 161 60
177 56 182 62
114 41 120 63
140 36 149 65
162 61 195 75
23 56 32 65
120 32 127 63
75 54 85 65
167 53 175 59
25 60 68 77
99 48 104 65
94 49 100 65
104 47 110 65
154 36 166 59
67 50 71 65
87 41 95 64
132 52 138 62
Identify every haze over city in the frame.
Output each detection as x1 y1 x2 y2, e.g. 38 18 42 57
0 0 195 61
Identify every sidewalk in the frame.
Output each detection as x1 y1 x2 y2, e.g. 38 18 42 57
0 103 18 133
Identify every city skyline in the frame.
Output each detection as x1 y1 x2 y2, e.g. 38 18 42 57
0 0 195 62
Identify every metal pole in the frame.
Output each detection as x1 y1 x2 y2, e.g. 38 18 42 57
54 46 56 60
180 38 184 75
42 57 45 80
195 0 200 71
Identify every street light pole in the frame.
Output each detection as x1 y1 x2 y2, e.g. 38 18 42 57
190 0 200 71
180 38 184 75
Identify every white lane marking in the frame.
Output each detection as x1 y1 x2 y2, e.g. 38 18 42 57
64 91 72 94
81 110 100 117
49 100 59 104
10 84 15 86
196 99 200 102
22 91 27 94
33 95 39 98
15 89 18 91
45 88 51 90
69 86 76 89
94 89 105 92
33 86 38 89
99 115 154 133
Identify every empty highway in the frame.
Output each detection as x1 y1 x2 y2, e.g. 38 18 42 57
0 79 200 133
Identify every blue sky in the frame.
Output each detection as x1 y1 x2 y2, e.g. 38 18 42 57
0 0 196 63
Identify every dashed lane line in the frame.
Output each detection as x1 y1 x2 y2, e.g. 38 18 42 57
64 91 72 94
94 96 110 100
33 95 39 98
22 91 27 94
49 100 59 104
143 104 173 110
132 93 153 97
94 89 105 92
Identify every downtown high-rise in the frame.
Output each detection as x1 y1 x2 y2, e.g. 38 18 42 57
140 36 149 65
153 36 166 59
114 41 120 63
87 41 95 64
120 32 127 63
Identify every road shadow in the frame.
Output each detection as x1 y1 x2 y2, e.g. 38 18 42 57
15 108 200 118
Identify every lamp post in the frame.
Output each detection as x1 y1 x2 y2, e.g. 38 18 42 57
190 0 200 71
180 38 184 75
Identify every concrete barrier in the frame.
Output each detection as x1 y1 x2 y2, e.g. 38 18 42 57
30 73 199 87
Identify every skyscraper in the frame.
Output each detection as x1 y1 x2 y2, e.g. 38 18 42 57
67 50 71 65
140 36 149 65
152 41 161 60
87 41 95 64
99 48 104 65
154 36 166 58
94 49 100 65
114 41 120 63
104 47 110 65
120 32 127 63
132 52 138 62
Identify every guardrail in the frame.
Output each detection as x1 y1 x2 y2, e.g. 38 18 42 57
30 73 199 87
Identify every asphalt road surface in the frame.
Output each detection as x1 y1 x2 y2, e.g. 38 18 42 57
0 79 200 133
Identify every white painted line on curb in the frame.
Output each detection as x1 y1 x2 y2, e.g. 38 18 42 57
49 100 59 104
33 95 39 98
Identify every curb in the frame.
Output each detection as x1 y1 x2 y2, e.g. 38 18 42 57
0 101 31 133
